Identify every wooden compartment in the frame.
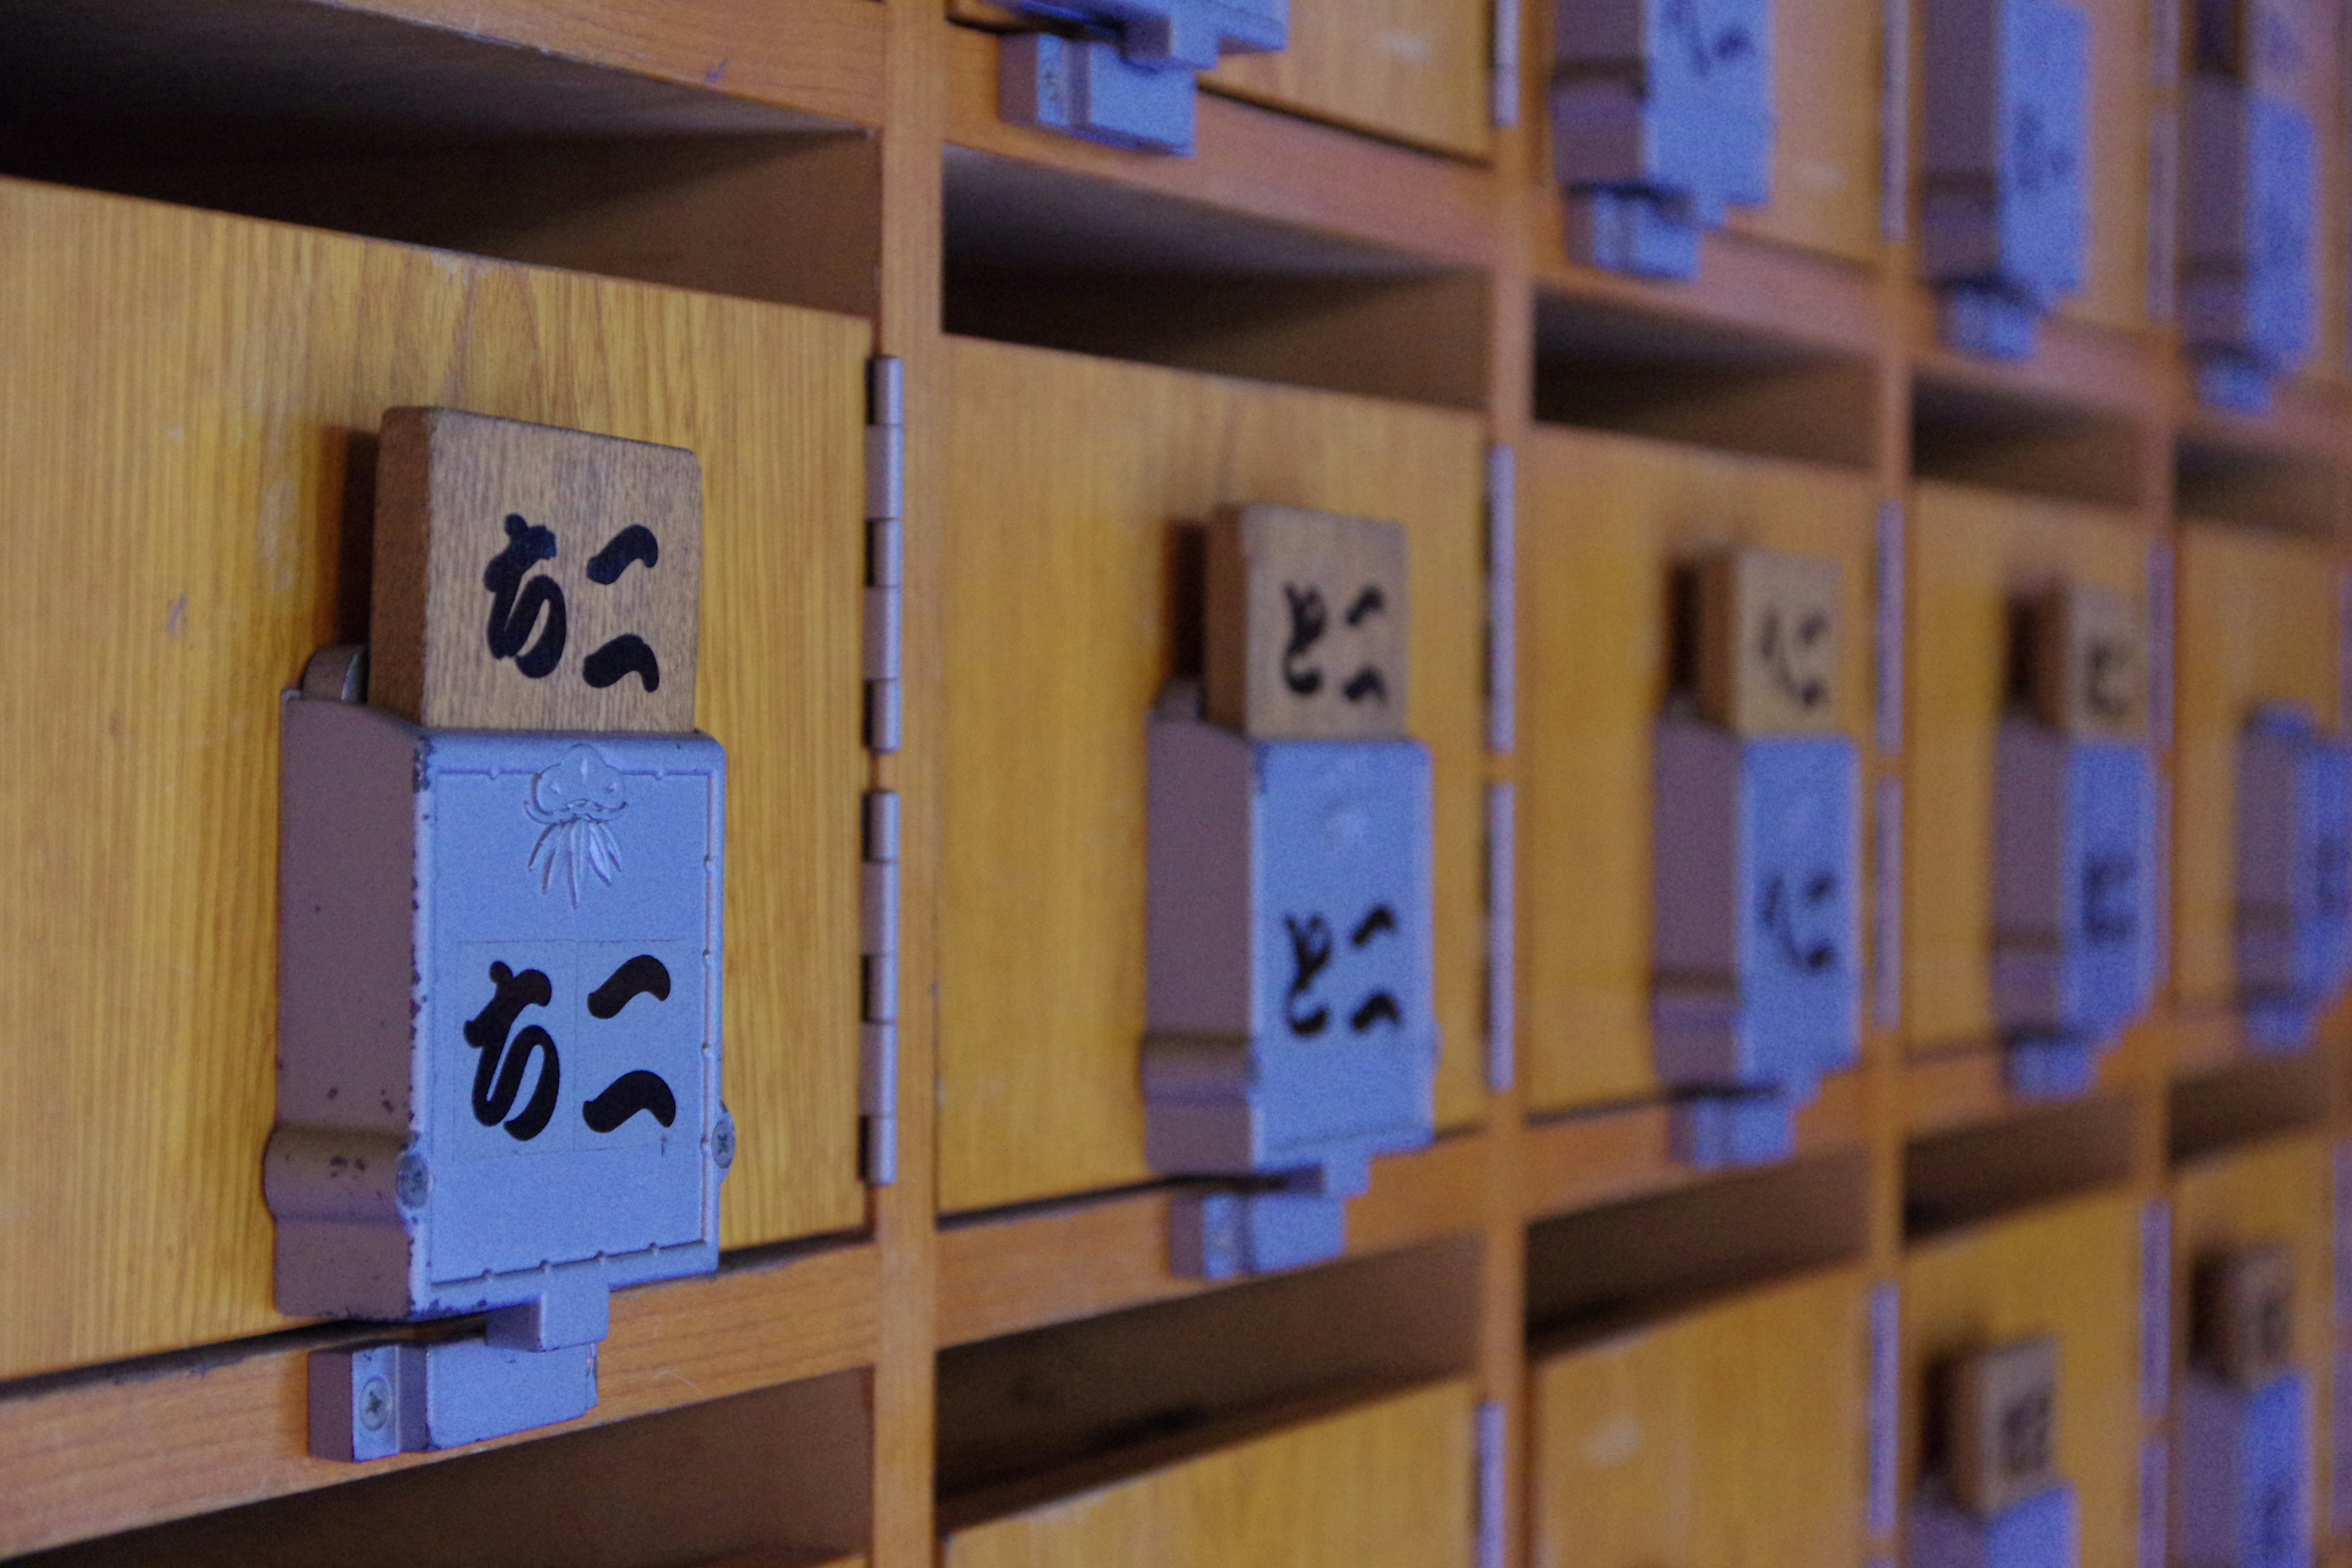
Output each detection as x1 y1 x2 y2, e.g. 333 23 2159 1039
2169 1129 2337 1538
1901 1189 2146 1567
939 1376 1475 1568
938 336 1488 1215
1902 481 2150 1057
949 0 1494 160
0 174 872 1384
20 1369 873 1568
1529 1265 1872 1568
2173 521 2343 1017
1517 423 1879 1115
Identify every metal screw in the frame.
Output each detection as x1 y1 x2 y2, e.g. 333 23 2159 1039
357 1376 393 1433
711 1114 737 1170
395 1152 430 1210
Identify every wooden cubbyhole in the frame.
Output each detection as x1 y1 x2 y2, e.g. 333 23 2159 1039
1525 1151 1871 1342
1533 290 1880 469
2176 434 2348 538
942 148 1488 408
1903 1096 2138 1242
936 1237 1480 1555
21 1369 873 1568
2171 1053 2334 1166
1910 376 2146 509
0 0 882 319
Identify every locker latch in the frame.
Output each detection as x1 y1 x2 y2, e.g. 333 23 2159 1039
1911 1338 2083 1568
996 0 1289 156
2235 704 2352 1050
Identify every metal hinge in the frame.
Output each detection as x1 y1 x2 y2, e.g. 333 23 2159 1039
2139 1437 2170 1568
1879 0 1910 243
864 356 906 756
1474 1399 1507 1568
2148 537 2176 744
1868 1281 1900 1541
1874 775 1903 1035
1487 445 1518 755
1875 500 1905 756
1487 783 1518 1095
2141 1198 2173 1418
1490 0 1521 128
860 789 902 1186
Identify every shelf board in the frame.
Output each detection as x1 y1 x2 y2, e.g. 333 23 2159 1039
0 1238 880 1559
937 1133 1490 1351
1906 288 2169 428
945 23 1497 271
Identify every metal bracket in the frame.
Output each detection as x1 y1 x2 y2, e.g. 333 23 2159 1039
1879 0 1910 243
1487 444 1518 755
1875 500 1905 756
865 356 906 756
2143 1197 2173 1419
1487 782 1518 1095
1867 1281 1900 1541
1490 0 1521 128
1475 1398 1508 1568
1874 773 1903 1035
861 789 902 1186
2139 1436 2170 1568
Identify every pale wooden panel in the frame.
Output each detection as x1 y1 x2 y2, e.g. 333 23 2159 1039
2056 0 2153 332
940 337 1487 1213
0 176 868 1382
1528 1267 1872 1568
1518 424 1878 1113
1902 1192 2145 1568
1723 0 1884 262
1904 482 2148 1048
940 1380 1475 1568
2171 1131 2335 1534
951 0 1493 159
2174 523 2342 1008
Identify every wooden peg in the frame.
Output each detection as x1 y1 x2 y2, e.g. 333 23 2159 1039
2198 1242 2297 1389
1204 503 1410 740
1694 547 1843 735
369 407 702 733
1945 1336 2062 1517
2032 581 2146 741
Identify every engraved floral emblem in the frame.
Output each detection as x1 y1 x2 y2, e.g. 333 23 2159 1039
526 745 627 905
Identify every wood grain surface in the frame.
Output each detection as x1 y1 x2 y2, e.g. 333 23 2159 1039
1528 1266 1872 1568
1722 0 1885 262
2055 0 2153 332
938 1379 1475 1568
1901 1189 2146 1568
2173 521 2343 1010
1517 423 1877 1113
0 174 869 1384
939 336 1487 1213
1904 481 2149 1050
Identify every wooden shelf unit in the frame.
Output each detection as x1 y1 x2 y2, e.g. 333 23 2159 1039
0 0 2347 1564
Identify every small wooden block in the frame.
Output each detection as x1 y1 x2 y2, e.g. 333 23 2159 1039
1945 1336 2062 1517
2031 582 2146 740
1694 548 1843 735
1204 503 1410 740
2198 1242 2297 1389
370 407 703 733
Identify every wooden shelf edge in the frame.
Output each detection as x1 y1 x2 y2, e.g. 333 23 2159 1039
945 24 1499 271
1907 293 2170 426
346 0 891 129
1529 201 1890 362
0 1239 881 1559
1520 1071 1869 1224
937 1133 1491 1350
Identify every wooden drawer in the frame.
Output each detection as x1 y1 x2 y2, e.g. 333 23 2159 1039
939 1379 1476 1568
1528 1267 1872 1568
1517 424 1878 1114
2171 1130 2337 1537
1902 1191 2146 1568
0 176 872 1383
1904 481 2149 1050
951 0 1494 159
2174 522 2343 1011
939 336 1488 1215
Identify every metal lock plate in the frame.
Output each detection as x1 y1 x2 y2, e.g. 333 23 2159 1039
1911 1482 2080 1568
271 703 728 1325
2235 706 2352 1044
997 0 1287 154
2183 80 2316 396
2174 1367 2312 1568
1653 720 1861 1098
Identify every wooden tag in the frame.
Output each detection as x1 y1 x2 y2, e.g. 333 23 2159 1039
2198 1243 2297 1389
1945 1336 2062 1517
2032 582 2146 741
1204 503 1409 740
369 408 702 733
1695 548 1843 735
